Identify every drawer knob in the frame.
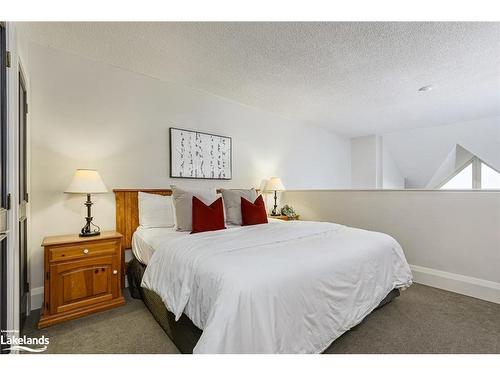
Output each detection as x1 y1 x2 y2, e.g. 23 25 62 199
83 248 89 254
113 270 118 275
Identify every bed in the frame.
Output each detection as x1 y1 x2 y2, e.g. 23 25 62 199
115 189 412 354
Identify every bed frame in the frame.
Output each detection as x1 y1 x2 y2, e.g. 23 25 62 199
113 188 400 354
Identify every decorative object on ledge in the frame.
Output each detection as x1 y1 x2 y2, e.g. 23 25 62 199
268 214 300 221
280 204 299 220
65 169 108 237
169 127 232 180
264 177 285 216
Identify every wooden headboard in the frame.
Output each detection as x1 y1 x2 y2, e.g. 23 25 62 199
114 187 259 249
114 189 173 249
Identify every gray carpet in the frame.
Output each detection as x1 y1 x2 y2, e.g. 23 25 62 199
23 283 500 354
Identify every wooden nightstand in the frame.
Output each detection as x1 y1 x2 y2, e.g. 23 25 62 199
38 231 125 328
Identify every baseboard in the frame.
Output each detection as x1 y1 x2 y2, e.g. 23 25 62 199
410 264 500 304
30 287 44 311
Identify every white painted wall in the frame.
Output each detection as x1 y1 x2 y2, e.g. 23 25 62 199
350 135 381 189
284 190 500 303
382 145 405 189
351 135 405 189
27 43 351 308
383 116 500 188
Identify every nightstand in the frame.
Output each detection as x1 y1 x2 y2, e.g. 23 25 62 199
38 231 125 328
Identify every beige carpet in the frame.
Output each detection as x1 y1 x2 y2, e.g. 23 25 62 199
23 283 500 354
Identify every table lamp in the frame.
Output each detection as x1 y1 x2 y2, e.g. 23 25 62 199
65 169 108 237
264 177 285 216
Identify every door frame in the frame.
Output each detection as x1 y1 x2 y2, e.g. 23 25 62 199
0 21 8 351
3 22 28 346
18 64 28 330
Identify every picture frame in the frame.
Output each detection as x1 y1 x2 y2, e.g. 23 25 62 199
169 127 232 180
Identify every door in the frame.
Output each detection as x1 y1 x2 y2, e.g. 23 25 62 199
49 255 118 315
18 70 28 331
0 22 9 352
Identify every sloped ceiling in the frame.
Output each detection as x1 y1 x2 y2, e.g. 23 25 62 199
18 22 500 137
425 144 475 188
382 116 500 188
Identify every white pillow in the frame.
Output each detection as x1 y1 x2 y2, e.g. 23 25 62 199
171 185 217 232
138 192 175 228
220 188 257 225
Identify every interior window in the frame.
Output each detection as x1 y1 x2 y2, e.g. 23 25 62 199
440 163 473 190
481 162 500 189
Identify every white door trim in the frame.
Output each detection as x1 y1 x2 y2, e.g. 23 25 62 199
5 22 20 339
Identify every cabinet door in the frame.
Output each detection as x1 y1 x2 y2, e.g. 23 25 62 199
49 255 119 315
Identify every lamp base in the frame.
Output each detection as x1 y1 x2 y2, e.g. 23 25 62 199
79 195 102 237
79 231 100 237
272 190 279 216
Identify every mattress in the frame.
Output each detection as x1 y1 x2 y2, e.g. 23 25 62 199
132 219 284 264
132 227 186 265
141 220 413 353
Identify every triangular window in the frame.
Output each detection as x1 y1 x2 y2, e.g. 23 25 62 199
439 157 500 190
481 162 500 189
440 162 473 189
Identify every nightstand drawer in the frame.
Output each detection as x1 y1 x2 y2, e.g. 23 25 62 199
49 239 119 262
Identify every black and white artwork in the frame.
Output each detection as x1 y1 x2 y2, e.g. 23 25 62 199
169 127 232 180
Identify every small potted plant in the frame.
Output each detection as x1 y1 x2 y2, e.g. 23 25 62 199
281 205 299 220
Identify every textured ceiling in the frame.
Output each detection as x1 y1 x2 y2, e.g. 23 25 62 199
18 22 500 137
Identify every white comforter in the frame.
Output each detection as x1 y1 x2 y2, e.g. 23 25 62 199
141 221 412 353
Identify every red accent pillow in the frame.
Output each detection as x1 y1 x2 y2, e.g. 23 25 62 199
241 195 269 226
191 196 226 234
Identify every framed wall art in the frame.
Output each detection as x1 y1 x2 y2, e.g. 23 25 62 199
169 127 232 180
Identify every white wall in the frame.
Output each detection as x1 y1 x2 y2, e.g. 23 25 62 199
382 144 405 189
383 116 500 188
284 190 500 303
27 43 351 308
351 135 405 189
350 135 381 189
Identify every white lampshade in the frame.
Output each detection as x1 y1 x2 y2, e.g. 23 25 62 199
264 177 285 192
65 169 108 194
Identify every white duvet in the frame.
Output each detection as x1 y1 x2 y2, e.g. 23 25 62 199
141 220 412 353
